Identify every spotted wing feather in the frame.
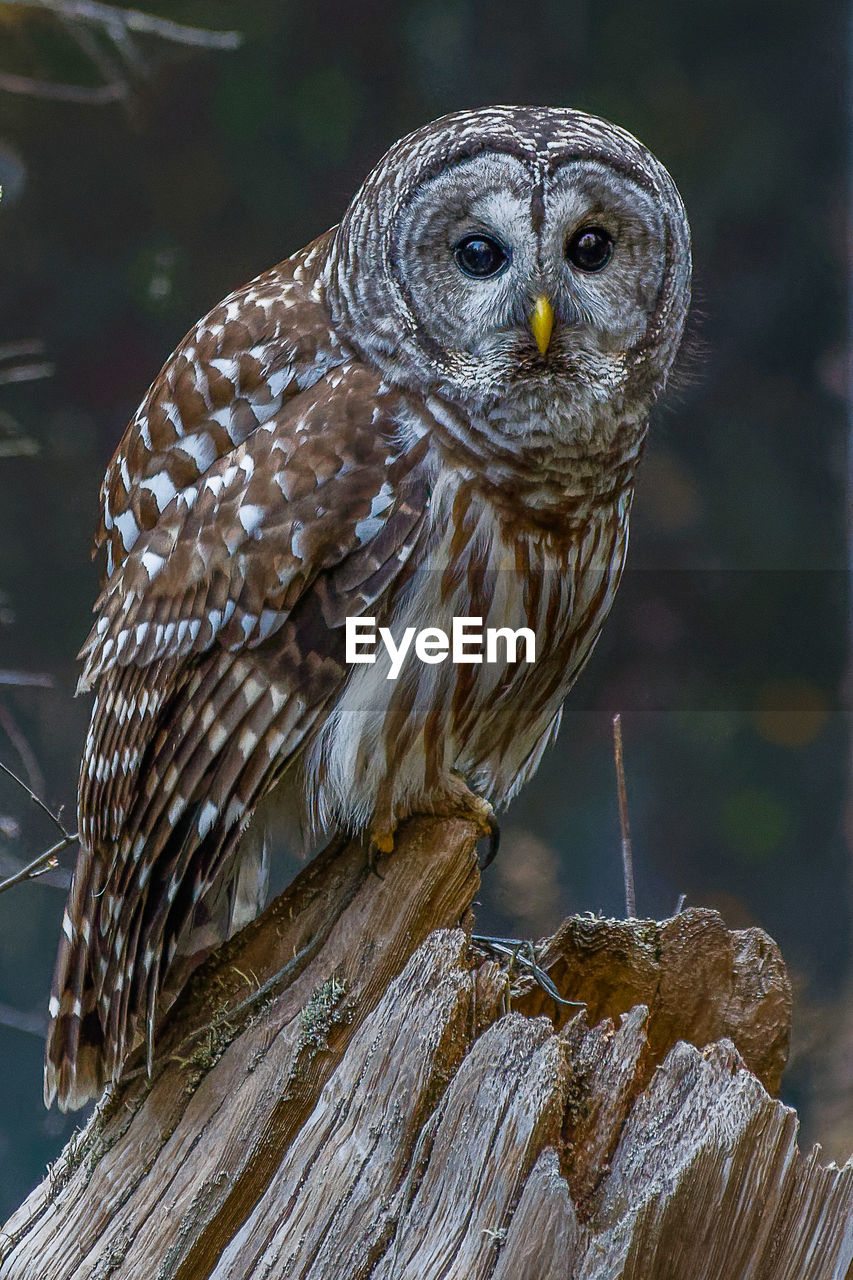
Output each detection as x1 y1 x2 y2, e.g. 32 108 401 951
98 231 346 580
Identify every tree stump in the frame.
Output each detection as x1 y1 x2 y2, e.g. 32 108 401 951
1 818 851 1279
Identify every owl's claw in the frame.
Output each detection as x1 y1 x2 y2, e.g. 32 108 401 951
478 813 501 870
367 854 385 881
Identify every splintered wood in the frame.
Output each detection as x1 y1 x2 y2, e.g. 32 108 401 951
2 818 851 1279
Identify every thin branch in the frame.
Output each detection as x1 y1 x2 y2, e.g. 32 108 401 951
0 342 53 382
59 10 132 97
470 935 585 1009
0 1000 47 1038
0 0 242 50
0 702 46 795
0 69 125 102
0 758 74 842
0 670 54 688
612 713 636 919
0 2 241 104
0 832 76 893
0 339 48 362
0 760 78 894
0 360 54 384
0 849 71 889
0 434 39 457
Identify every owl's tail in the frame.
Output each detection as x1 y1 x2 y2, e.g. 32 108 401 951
44 853 108 1111
44 834 272 1112
45 644 338 1111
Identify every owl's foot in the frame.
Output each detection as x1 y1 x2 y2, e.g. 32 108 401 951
366 782 498 869
428 777 501 867
366 821 396 875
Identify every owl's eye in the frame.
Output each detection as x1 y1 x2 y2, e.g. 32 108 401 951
453 234 510 279
566 226 614 273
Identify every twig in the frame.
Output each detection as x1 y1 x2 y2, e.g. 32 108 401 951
0 831 76 894
0 69 125 102
0 339 48 362
0 758 78 894
470 935 585 1009
612 713 636 918
0 358 54 385
0 758 74 841
0 703 46 795
59 9 132 98
0 850 71 889
0 2 242 104
0 670 54 688
0 431 40 457
0 1000 47 1038
0 0 242 50
0 340 54 385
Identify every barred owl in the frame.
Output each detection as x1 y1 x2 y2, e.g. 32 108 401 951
46 106 691 1109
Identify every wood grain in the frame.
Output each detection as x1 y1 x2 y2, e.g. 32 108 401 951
2 817 849 1280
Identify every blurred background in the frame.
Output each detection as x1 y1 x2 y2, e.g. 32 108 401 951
0 0 848 1218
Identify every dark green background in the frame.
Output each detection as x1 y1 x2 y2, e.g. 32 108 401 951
0 0 848 1218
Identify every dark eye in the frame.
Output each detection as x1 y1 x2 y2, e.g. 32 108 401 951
453 234 510 279
566 226 614 273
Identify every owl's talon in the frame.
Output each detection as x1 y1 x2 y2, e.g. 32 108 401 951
367 853 385 881
478 813 501 870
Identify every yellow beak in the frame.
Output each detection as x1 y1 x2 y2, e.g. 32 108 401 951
529 295 554 355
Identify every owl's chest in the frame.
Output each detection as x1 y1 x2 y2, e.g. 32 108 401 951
314 468 628 812
405 474 631 727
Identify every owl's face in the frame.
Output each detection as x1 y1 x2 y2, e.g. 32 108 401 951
328 107 691 447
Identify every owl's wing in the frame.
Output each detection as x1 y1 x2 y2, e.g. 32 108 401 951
97 231 345 579
46 361 432 1109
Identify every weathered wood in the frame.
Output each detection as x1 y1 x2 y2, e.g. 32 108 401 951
508 907 792 1093
1 817 850 1279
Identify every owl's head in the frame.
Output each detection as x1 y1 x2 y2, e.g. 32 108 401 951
327 106 691 448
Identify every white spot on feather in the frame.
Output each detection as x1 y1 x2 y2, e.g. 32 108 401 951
238 504 264 537
168 797 186 826
140 551 165 580
197 800 218 838
115 509 140 552
256 609 280 642
180 433 218 471
139 471 178 511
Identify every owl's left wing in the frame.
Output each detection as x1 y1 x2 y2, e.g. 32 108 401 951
47 365 432 1107
79 364 429 692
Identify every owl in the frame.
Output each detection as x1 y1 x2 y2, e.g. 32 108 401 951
45 106 691 1109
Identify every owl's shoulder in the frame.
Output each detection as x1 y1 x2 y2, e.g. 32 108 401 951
98 230 349 575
